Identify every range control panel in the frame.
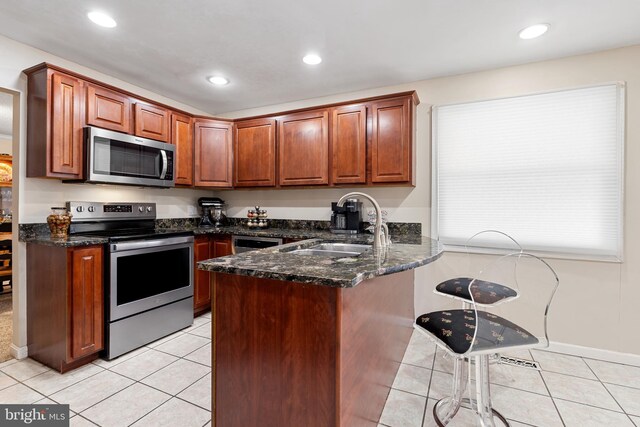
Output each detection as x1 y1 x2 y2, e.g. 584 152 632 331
66 202 156 222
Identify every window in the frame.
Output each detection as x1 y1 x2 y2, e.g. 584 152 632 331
432 83 625 260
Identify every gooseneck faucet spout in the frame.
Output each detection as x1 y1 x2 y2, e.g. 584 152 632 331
337 192 388 252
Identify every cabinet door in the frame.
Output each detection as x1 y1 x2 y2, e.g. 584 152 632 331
171 113 194 186
370 97 413 184
212 237 233 258
50 72 84 177
193 236 233 315
69 246 103 360
135 103 170 142
331 104 366 185
194 119 233 188
193 236 212 313
86 84 132 133
278 110 329 186
234 118 276 187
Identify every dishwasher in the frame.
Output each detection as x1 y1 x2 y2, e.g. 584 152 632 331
232 235 283 253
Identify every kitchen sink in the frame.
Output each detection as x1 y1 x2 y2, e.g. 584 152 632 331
289 243 371 258
309 243 370 253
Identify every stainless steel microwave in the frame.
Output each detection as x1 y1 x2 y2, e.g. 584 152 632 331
84 126 175 188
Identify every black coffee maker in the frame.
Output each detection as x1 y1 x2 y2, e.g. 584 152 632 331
198 197 227 227
330 198 362 234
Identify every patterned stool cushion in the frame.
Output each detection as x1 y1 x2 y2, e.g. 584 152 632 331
415 309 538 354
435 277 517 305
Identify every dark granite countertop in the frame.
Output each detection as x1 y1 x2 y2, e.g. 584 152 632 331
198 236 443 288
23 235 109 247
20 219 423 248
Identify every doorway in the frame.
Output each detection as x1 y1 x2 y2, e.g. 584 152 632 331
0 90 14 363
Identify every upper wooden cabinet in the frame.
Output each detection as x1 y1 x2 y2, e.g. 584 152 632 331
171 113 194 186
370 96 415 184
330 104 367 185
194 119 233 188
26 68 85 179
234 118 276 187
86 84 132 133
134 102 170 142
278 109 329 186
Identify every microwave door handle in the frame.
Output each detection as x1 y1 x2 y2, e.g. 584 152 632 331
159 150 168 179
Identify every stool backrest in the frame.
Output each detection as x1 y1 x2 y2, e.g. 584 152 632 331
465 251 559 356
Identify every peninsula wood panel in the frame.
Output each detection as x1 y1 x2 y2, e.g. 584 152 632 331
171 113 194 186
338 269 414 426
234 118 276 187
70 246 104 359
370 97 413 184
278 110 329 186
86 84 132 133
331 104 366 184
194 119 233 188
214 274 337 426
51 72 84 177
213 271 414 426
134 102 170 142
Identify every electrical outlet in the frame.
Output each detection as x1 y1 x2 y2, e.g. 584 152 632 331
187 205 197 216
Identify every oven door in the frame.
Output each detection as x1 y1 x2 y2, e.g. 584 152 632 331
87 126 175 188
109 235 193 321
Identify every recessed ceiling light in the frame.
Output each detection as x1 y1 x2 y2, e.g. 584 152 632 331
303 54 322 65
208 76 229 86
87 11 117 28
518 24 549 40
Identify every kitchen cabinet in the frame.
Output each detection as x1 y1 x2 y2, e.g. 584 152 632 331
194 119 233 188
86 83 132 133
194 235 233 316
171 113 194 186
278 109 329 186
369 96 415 184
234 118 276 187
330 104 367 185
27 244 104 373
25 68 85 179
134 102 170 142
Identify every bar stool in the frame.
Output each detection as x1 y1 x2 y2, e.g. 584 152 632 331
415 237 559 426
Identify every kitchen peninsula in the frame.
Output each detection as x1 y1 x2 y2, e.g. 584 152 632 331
199 236 442 427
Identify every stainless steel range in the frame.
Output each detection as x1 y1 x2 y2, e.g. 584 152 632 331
68 201 194 359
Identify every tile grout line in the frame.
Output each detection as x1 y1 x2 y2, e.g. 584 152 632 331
582 355 635 417
421 346 438 426
536 364 567 427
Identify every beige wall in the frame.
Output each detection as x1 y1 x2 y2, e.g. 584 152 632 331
0 138 11 155
220 45 640 356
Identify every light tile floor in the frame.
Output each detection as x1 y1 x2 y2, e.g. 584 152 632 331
1 314 639 427
380 331 640 427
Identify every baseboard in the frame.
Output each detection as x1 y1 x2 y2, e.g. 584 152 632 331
10 344 27 360
546 341 640 367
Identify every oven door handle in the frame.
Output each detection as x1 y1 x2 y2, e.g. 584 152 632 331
159 150 168 180
111 235 194 252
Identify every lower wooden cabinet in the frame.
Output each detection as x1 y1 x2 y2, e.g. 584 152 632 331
27 244 104 373
194 235 232 316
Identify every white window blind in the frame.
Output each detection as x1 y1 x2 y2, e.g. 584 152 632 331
433 83 625 259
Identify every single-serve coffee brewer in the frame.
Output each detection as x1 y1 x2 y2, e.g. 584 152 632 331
198 197 227 227
330 198 362 234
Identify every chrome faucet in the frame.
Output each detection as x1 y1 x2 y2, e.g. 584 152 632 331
337 192 390 252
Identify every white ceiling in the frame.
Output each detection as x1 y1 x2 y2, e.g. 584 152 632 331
0 0 639 115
